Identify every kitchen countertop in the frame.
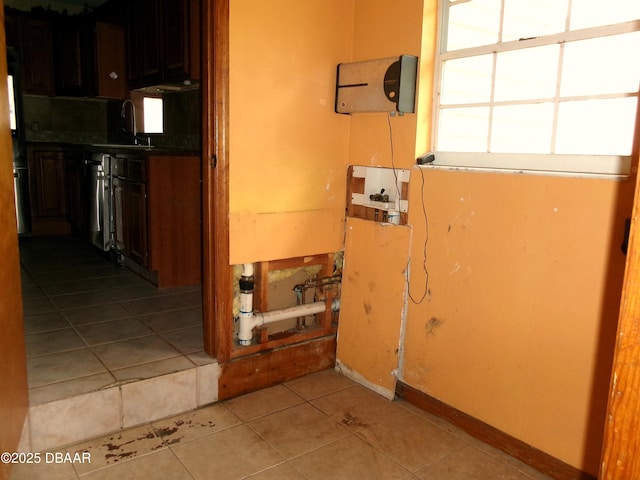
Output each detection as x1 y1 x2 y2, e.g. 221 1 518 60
26 141 201 157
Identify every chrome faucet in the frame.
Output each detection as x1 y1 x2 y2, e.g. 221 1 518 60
121 99 137 143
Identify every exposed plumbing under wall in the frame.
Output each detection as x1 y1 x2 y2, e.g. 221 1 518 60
236 263 341 346
293 275 342 329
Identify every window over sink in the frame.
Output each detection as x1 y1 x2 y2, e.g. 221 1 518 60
130 90 164 135
143 96 164 134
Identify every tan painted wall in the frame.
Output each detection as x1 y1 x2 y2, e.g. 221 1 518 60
228 0 354 264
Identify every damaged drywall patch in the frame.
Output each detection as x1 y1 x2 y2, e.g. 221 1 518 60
425 317 444 335
335 361 395 400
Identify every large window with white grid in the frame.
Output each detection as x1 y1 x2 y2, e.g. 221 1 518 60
433 0 640 177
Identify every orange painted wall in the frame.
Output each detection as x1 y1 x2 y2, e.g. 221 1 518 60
337 219 412 399
344 0 635 475
347 0 426 168
402 169 633 474
228 0 354 264
226 0 636 474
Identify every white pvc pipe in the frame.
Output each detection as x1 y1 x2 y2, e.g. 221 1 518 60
242 263 254 277
238 263 255 346
238 301 326 346
257 301 326 325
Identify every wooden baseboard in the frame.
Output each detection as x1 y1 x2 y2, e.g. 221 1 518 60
218 335 336 400
395 382 595 480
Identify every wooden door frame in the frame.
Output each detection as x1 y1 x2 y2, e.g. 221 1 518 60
600 173 640 476
202 0 233 362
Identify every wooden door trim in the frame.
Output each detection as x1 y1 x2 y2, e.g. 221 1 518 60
202 0 233 361
599 95 640 479
600 177 640 476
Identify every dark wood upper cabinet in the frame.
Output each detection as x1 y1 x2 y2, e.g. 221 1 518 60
126 0 200 89
127 0 162 87
22 18 55 96
94 22 128 99
163 0 188 80
5 8 127 99
5 13 55 96
54 17 128 98
54 18 127 98
54 18 90 96
5 0 200 96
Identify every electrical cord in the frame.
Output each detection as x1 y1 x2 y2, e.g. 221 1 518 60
386 112 430 304
408 165 430 304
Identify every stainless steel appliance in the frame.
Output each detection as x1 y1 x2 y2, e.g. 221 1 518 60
8 47 31 235
13 165 30 234
86 153 112 251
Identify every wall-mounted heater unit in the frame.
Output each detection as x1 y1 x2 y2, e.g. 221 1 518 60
335 55 418 114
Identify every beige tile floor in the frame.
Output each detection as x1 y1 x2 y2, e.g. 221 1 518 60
15 237 553 479
8 369 552 480
19 236 208 406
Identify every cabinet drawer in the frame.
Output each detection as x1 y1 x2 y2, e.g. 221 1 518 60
113 156 145 182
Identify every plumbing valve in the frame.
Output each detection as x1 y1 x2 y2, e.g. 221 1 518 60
369 188 389 202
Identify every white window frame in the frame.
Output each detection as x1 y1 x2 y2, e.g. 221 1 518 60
431 0 640 178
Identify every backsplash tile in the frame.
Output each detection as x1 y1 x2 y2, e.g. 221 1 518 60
22 88 201 151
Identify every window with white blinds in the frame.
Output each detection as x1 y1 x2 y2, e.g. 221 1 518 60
433 0 640 176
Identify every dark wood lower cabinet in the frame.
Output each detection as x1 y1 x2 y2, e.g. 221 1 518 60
113 153 201 287
124 181 148 267
146 154 202 287
112 157 148 267
112 176 126 253
112 175 148 267
28 148 71 235
32 151 66 218
65 153 86 236
26 146 201 288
